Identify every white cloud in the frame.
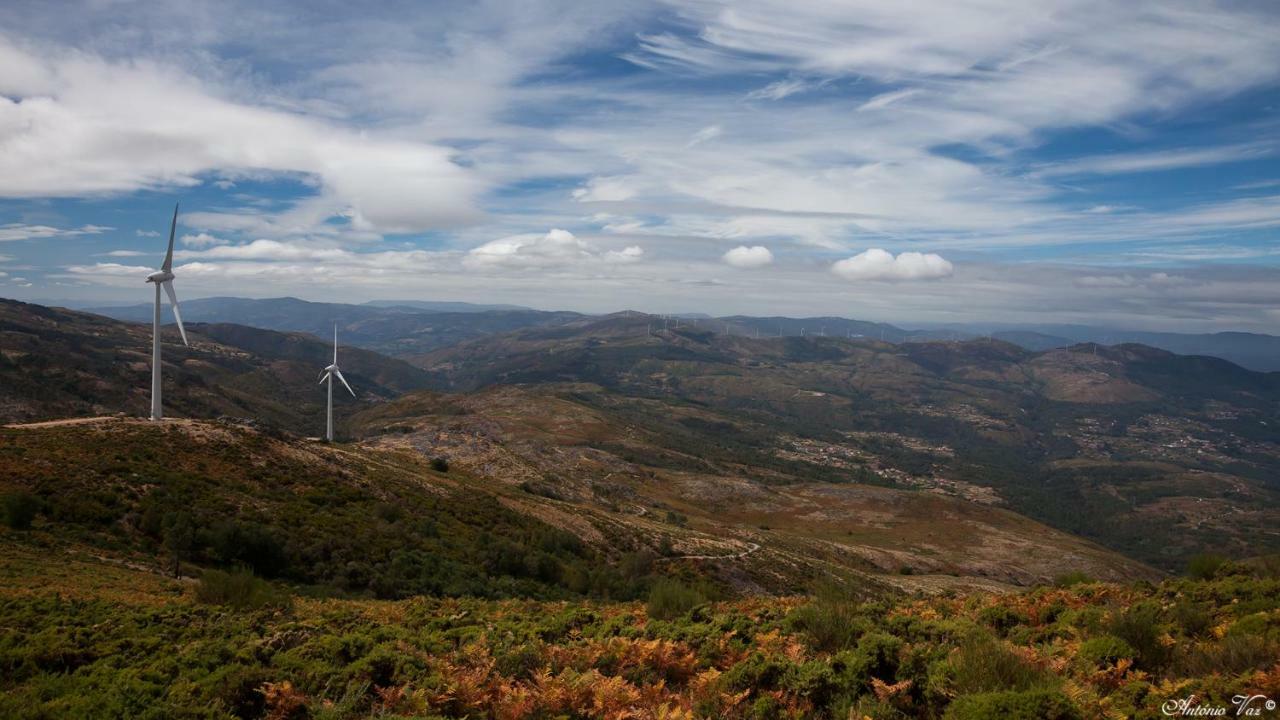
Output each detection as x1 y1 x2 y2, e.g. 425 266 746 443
65 262 152 277
103 250 146 257
0 223 109 242
1035 143 1275 178
606 245 645 263
686 125 722 148
465 228 646 270
745 78 813 101
0 37 481 234
181 233 229 248
831 248 953 281
722 245 774 268
572 176 640 203
135 229 161 237
858 88 921 112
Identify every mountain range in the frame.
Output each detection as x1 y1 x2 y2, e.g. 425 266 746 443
85 296 1280 371
5 298 1278 576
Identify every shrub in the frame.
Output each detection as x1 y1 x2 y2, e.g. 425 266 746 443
195 568 293 611
945 690 1080 720
1106 602 1169 671
430 457 449 473
977 604 1026 637
2 491 39 530
646 578 704 621
1186 553 1227 580
1077 635 1135 668
789 581 870 652
946 634 1049 694
1177 634 1277 676
1053 571 1092 588
1170 602 1213 638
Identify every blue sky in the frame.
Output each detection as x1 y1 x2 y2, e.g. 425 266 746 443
1 0 1278 332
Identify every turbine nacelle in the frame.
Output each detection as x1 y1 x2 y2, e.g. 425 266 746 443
145 270 174 284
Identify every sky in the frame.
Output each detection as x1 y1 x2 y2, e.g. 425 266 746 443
1 0 1279 333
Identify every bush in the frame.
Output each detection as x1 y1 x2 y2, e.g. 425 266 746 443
2 491 39 530
977 604 1026 636
1106 603 1169 670
646 578 705 621
946 634 1049 694
789 581 870 652
1053 571 1092 588
430 457 449 473
1077 635 1134 668
195 568 293 611
945 690 1080 720
1170 602 1214 638
1186 553 1227 580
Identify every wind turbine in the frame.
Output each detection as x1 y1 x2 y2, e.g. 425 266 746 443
319 324 355 442
145 204 187 421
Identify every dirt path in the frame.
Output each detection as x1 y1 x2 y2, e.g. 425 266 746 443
3 416 123 429
665 541 761 562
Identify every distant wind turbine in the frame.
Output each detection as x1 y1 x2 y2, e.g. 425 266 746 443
145 204 188 421
318 324 355 442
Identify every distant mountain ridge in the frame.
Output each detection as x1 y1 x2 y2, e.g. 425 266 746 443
84 296 581 357
81 295 1280 370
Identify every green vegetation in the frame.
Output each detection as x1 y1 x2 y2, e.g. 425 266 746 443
0 423 657 602
2 491 39 531
2 550 1278 719
195 568 293 611
646 578 705 620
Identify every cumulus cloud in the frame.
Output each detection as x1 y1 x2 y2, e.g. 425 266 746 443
722 245 774 268
831 249 953 281
102 250 146 257
465 228 644 270
606 245 645 263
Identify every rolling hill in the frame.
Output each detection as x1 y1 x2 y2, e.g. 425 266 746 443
411 313 1280 570
0 298 434 435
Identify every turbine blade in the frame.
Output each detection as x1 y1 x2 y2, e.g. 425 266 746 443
318 369 329 384
162 203 178 272
334 368 355 397
333 323 338 364
161 280 188 346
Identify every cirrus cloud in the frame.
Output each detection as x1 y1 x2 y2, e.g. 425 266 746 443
831 248 953 281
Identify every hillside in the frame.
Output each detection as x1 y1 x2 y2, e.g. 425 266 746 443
412 314 1280 571
0 299 433 435
353 386 1154 590
2 528 1277 719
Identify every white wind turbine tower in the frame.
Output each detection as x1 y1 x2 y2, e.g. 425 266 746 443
145 204 188 421
319 324 355 442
